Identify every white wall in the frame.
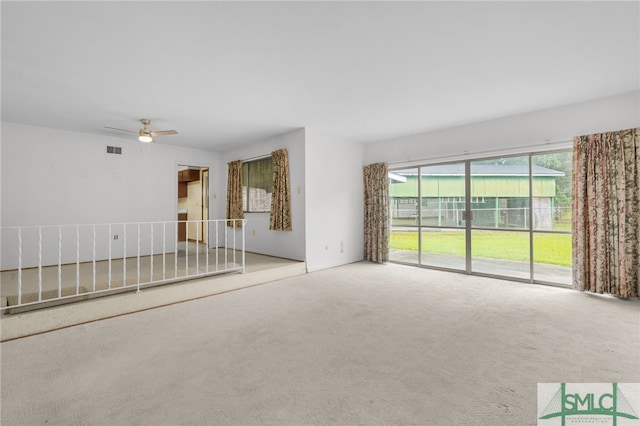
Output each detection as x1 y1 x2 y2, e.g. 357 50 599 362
305 130 364 272
1 122 220 269
365 90 640 166
217 129 306 261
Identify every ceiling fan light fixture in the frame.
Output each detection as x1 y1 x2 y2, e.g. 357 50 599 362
105 118 175 143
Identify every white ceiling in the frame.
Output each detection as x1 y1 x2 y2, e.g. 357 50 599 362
2 1 639 151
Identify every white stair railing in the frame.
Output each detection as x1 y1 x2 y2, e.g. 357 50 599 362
0 219 246 312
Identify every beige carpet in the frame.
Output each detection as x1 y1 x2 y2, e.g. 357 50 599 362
1 262 639 425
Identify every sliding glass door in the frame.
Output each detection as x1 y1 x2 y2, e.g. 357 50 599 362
470 155 531 279
420 164 466 270
389 165 467 270
389 169 419 265
531 152 572 285
389 150 572 286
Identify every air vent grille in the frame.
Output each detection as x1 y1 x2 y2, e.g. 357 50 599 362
106 146 122 155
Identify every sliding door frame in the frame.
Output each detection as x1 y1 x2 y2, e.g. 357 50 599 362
389 148 572 288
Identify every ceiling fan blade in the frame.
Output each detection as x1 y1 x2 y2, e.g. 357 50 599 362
104 126 137 134
149 130 178 136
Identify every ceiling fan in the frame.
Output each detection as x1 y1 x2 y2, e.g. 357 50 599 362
105 118 178 143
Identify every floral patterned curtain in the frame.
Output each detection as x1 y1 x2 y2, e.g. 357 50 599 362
269 149 292 231
363 162 389 263
226 160 244 228
573 128 639 298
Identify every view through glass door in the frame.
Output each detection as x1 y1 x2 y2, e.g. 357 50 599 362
470 155 531 279
420 163 466 271
389 163 467 271
389 150 572 285
531 152 572 285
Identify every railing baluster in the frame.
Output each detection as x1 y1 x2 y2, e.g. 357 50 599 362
123 225 127 287
185 221 189 276
150 222 154 282
76 225 80 295
58 226 62 297
205 220 209 273
196 220 199 274
216 220 219 271
58 226 62 298
174 221 178 278
242 220 246 273
17 228 22 305
38 227 43 301
108 223 112 289
224 222 228 269
162 221 166 281
137 223 140 289
233 220 237 266
92 224 96 292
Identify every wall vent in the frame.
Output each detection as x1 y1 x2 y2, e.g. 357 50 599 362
106 146 122 155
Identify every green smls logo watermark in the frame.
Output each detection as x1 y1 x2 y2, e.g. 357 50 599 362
538 383 640 425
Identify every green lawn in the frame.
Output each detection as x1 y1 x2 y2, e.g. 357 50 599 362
391 230 571 267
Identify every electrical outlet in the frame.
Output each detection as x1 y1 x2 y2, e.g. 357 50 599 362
340 241 344 253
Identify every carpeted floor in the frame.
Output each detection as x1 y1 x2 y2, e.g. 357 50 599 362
1 262 639 425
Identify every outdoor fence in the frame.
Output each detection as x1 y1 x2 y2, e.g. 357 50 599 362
391 206 570 230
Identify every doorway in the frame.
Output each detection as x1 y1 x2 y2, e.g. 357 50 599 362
177 165 209 244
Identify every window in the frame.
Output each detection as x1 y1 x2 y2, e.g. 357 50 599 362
242 157 273 212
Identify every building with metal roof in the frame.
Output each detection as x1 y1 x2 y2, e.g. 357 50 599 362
390 164 566 229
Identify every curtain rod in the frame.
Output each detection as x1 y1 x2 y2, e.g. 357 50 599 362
241 153 272 162
387 138 573 167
